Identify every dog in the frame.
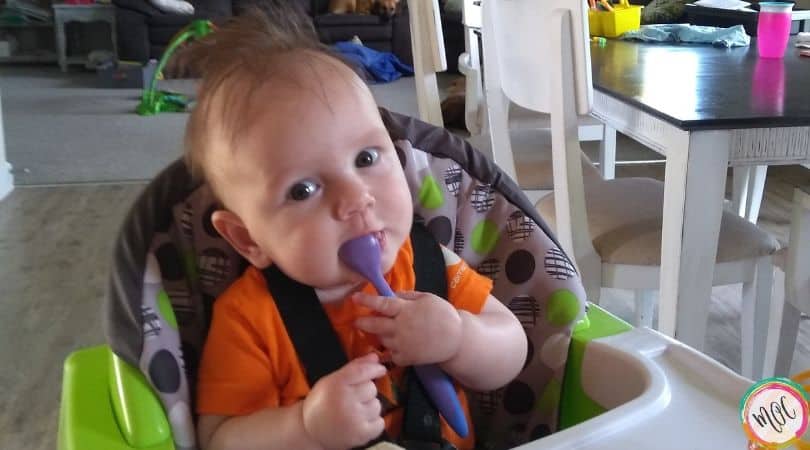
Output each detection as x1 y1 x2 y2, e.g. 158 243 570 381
370 0 399 19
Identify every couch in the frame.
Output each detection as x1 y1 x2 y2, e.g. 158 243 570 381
113 0 415 65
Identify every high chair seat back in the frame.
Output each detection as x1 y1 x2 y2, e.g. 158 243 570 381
102 109 588 449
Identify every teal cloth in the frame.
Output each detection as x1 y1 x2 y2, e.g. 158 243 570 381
620 24 751 47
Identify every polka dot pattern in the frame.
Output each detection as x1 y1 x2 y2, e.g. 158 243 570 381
427 216 452 246
546 289 580 326
394 141 586 444
503 380 535 414
505 250 535 284
149 349 181 393
418 175 444 209
471 220 500 255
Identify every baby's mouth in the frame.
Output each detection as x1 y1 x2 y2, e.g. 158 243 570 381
373 230 386 251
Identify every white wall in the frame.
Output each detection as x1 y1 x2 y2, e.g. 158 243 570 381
0 89 13 201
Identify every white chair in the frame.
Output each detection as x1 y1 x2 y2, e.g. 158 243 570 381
481 0 779 379
771 186 810 376
407 0 447 127
465 0 614 197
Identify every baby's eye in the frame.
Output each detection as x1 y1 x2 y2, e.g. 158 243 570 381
355 148 379 168
288 180 319 201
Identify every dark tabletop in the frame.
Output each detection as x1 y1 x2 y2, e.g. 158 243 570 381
590 37 810 130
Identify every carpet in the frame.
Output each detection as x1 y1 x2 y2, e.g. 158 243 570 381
0 66 420 185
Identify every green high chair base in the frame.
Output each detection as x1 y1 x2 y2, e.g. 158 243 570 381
59 346 173 450
58 304 631 450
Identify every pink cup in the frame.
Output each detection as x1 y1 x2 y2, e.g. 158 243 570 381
757 2 794 58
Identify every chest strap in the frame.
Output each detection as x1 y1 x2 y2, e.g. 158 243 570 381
262 222 452 449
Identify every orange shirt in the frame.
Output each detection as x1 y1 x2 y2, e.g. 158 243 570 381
196 237 493 449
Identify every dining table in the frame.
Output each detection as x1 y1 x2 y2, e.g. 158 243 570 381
588 37 810 351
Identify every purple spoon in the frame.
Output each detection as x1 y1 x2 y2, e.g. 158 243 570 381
339 234 469 438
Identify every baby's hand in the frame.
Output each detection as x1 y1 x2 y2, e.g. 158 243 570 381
353 291 463 366
302 353 386 450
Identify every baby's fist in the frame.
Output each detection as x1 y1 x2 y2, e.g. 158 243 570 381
302 353 387 450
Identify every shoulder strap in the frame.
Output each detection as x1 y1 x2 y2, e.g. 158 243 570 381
411 222 448 299
262 265 348 388
402 223 448 449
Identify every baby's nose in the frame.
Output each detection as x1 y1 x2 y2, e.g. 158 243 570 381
335 181 375 220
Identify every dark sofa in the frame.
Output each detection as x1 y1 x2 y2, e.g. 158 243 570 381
113 0 415 65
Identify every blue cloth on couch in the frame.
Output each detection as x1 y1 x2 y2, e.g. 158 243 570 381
620 24 751 47
332 41 414 83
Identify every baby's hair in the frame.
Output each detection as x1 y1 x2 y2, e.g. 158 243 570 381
183 0 363 196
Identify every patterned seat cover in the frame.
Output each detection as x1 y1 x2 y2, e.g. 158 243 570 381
104 109 587 450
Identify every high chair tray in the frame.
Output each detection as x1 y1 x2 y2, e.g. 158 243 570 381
518 327 751 449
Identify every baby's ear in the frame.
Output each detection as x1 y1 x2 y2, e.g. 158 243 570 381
210 210 273 268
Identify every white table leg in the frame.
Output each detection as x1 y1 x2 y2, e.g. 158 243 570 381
599 124 616 180
658 131 730 350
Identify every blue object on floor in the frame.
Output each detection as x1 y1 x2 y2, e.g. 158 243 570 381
333 41 415 83
620 24 751 47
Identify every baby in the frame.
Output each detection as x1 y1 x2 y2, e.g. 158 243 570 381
188 4 527 450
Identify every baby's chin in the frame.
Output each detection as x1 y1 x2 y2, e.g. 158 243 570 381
313 274 367 303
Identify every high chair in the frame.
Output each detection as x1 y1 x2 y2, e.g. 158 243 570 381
771 186 810 377
58 106 755 450
60 9 760 450
59 107 595 450
480 0 779 380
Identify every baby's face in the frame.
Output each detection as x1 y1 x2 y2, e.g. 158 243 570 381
221 64 412 294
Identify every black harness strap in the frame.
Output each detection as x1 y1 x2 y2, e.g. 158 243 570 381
403 223 448 449
263 266 348 388
263 222 453 449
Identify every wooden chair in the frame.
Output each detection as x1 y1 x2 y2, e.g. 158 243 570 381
481 0 780 379
771 186 810 376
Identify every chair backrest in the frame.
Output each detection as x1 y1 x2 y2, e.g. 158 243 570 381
482 0 601 296
407 0 447 126
104 109 588 449
482 0 592 116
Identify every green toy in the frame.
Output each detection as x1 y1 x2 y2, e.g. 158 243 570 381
136 20 215 116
